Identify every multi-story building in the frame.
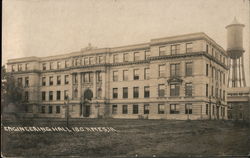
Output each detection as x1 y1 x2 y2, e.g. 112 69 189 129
227 87 250 121
7 32 228 120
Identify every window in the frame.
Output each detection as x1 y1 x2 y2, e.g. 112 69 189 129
144 104 149 114
170 104 180 114
49 106 53 114
215 88 219 98
49 76 53 86
73 73 77 84
89 57 95 64
64 90 69 100
57 62 61 69
159 46 166 56
98 56 104 64
113 54 119 63
206 64 209 76
11 65 15 72
97 88 102 98
41 106 46 113
24 91 29 101
144 86 150 98
73 88 78 98
134 52 140 61
65 75 69 84
206 84 208 97
158 84 165 97
42 77 46 86
112 105 117 114
18 64 22 71
57 76 61 85
65 60 69 68
219 89 222 99
97 71 102 82
49 62 53 70
49 91 53 101
72 59 76 66
171 44 180 54
159 65 165 78
84 73 89 82
185 104 192 114
113 71 118 81
123 87 128 98
170 84 180 96
185 83 192 97
206 104 209 115
42 92 46 101
25 77 29 87
223 90 225 101
17 78 23 86
122 105 128 114
42 63 46 70
212 105 215 115
206 44 209 53
144 68 150 80
56 91 61 100
134 69 139 80
133 87 139 98
145 50 150 59
123 53 129 62
84 58 89 65
185 62 193 76
186 43 192 53
25 63 29 71
77 58 81 66
113 88 118 99
133 104 138 114
123 70 128 81
56 106 60 113
211 86 214 97
170 63 180 77
212 67 214 78
158 104 165 114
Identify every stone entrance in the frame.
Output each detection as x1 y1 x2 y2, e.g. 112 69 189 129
81 89 93 117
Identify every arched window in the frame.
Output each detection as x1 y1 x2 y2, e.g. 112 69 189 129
84 89 93 101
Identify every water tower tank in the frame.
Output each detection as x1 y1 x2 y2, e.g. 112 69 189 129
226 17 245 59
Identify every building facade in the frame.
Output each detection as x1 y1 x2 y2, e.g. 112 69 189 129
227 87 250 121
7 32 228 120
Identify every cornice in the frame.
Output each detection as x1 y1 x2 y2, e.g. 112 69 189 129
7 70 41 75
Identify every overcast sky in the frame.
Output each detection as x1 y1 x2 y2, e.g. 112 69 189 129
2 0 250 85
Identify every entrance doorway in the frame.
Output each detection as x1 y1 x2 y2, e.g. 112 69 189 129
81 89 93 117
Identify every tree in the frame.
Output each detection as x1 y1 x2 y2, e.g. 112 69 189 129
1 65 24 114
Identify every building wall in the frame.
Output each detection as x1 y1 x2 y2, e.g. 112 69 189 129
7 32 228 120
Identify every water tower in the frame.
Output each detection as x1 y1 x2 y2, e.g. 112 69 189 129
226 17 246 87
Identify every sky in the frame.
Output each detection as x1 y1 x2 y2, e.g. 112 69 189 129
2 0 250 85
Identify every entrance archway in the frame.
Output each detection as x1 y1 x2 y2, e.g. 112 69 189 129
81 89 93 117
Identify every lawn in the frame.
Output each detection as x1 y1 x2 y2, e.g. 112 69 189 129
1 118 250 157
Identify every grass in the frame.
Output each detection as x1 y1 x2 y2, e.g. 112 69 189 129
1 118 250 157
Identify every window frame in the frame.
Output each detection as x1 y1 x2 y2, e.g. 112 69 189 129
170 104 180 114
133 104 139 114
144 86 150 98
158 104 165 114
113 88 118 99
133 87 139 98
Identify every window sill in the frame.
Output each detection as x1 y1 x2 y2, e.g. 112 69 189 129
184 96 194 98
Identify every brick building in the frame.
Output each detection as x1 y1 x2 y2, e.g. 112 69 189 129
7 32 228 120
